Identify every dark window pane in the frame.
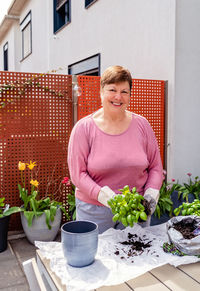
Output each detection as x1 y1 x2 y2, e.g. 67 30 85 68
3 44 8 71
54 0 71 33
85 0 97 8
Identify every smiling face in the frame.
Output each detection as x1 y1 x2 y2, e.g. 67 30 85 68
101 81 131 115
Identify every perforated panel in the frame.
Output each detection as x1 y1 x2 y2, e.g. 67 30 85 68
130 79 165 165
77 75 101 117
0 71 73 230
77 76 165 165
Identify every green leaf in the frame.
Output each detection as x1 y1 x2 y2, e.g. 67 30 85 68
3 207 22 216
50 205 57 221
24 211 35 227
30 198 38 215
72 210 76 221
44 209 51 229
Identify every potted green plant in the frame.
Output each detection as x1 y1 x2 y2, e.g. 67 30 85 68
17 161 69 244
176 173 200 202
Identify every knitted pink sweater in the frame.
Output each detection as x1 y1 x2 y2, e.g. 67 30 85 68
68 112 163 206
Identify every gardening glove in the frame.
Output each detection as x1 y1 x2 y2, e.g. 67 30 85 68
98 186 115 208
144 188 160 215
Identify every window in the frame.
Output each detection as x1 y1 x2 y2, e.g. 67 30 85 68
85 0 98 8
20 11 32 60
3 43 8 71
68 54 100 76
54 0 71 33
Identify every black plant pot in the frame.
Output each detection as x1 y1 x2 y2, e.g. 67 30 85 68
0 215 10 252
150 191 195 226
150 212 170 226
171 191 195 209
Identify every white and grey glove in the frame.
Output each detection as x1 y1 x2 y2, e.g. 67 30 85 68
97 186 115 208
144 188 160 215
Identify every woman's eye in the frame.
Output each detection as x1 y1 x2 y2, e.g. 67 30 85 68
109 89 115 92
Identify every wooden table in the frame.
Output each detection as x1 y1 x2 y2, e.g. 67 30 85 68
36 250 200 291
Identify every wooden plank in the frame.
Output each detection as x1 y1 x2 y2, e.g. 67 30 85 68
36 250 66 291
178 262 200 283
23 258 47 291
96 282 131 290
150 264 200 291
126 271 170 290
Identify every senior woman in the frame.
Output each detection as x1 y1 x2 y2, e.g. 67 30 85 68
68 65 163 233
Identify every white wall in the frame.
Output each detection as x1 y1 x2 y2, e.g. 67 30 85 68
18 0 49 73
172 0 200 183
48 0 174 80
0 26 17 71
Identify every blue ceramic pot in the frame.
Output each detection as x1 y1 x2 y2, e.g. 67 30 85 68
61 220 98 267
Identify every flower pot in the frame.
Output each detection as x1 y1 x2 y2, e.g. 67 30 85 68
20 208 62 245
0 215 10 252
150 191 196 226
150 212 170 226
61 220 98 267
171 191 195 209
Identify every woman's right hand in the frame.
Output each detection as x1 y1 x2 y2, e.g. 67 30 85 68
98 186 116 207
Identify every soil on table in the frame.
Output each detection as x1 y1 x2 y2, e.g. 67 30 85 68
114 233 155 262
173 220 197 239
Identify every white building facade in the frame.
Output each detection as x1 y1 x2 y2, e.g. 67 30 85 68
0 0 200 183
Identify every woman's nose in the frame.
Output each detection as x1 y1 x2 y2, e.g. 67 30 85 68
114 91 122 99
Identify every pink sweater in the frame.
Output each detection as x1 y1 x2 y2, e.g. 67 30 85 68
68 112 163 206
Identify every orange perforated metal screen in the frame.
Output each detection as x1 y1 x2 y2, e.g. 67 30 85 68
130 79 165 166
77 76 165 165
77 75 101 117
0 71 73 230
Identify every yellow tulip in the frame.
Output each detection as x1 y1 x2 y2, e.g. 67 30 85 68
18 161 26 171
30 179 39 187
26 160 36 170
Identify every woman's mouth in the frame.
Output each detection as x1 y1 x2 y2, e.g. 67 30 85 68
111 101 122 106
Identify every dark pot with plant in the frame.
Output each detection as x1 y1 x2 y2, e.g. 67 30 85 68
0 197 21 252
175 173 200 204
0 198 10 252
150 178 179 226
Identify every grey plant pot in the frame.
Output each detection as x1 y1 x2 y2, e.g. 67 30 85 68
20 208 61 245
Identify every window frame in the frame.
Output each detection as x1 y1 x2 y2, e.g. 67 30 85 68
85 0 98 9
20 11 32 61
68 53 101 76
3 42 8 71
53 0 71 33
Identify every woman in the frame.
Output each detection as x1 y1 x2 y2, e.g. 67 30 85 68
68 65 163 233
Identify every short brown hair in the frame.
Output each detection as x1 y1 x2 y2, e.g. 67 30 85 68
101 65 132 91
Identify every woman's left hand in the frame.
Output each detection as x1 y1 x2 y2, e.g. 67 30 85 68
144 188 160 214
